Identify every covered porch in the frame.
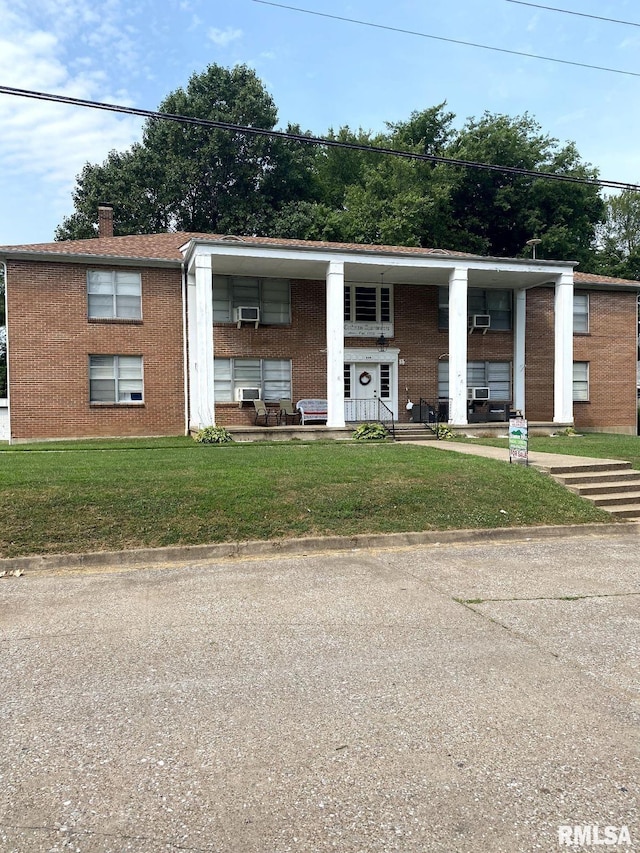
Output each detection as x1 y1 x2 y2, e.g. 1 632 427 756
183 237 576 432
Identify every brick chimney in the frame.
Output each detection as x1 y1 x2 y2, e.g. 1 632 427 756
97 204 114 238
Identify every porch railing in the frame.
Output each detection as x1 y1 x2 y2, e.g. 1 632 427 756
344 398 396 438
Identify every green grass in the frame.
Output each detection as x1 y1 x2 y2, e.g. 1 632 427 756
0 438 615 558
461 432 640 469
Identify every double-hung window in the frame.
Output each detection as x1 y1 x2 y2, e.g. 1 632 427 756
573 362 589 402
438 361 511 400
87 270 142 320
89 355 144 403
438 287 512 330
212 276 291 324
214 358 292 402
573 292 589 334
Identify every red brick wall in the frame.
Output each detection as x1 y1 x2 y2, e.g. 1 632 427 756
213 279 328 425
524 287 555 421
6 260 185 440
215 281 514 426
573 289 637 431
6 263 637 438
525 286 637 430
215 282 637 431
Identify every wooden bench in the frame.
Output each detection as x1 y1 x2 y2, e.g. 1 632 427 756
296 398 328 425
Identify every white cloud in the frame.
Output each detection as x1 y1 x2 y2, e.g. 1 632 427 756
0 0 142 198
207 26 243 47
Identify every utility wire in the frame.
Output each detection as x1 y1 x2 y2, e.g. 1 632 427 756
505 0 640 28
0 83 638 192
250 0 640 79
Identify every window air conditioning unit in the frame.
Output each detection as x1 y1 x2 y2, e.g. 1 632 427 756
235 306 260 328
471 387 491 401
236 387 261 402
470 314 491 330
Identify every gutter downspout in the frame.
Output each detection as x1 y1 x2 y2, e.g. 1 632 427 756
181 261 190 436
1 261 10 444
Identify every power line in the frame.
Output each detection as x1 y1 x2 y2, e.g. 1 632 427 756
250 0 640 79
505 0 640 28
0 83 639 193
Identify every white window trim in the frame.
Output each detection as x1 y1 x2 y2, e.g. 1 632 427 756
212 276 291 325
214 357 292 403
573 291 589 335
89 355 144 405
573 361 590 402
87 270 142 321
344 282 394 338
343 347 399 417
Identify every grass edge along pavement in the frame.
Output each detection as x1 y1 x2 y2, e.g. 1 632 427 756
0 437 622 560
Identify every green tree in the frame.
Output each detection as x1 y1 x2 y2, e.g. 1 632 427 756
278 106 456 247
442 112 603 262
56 64 316 239
593 189 640 279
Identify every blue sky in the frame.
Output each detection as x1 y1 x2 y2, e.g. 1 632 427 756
1 0 639 245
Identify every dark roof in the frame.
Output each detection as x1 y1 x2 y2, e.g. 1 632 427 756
1 231 638 285
0 232 482 262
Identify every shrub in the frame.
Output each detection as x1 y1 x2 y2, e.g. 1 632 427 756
193 425 233 444
352 422 388 441
428 423 453 440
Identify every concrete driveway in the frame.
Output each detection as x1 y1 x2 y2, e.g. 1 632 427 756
1 532 638 852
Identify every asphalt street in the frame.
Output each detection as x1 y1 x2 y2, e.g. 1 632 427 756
1 532 639 852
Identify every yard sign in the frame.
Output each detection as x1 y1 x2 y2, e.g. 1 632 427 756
509 418 528 465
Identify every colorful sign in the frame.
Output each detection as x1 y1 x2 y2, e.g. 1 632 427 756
509 418 529 465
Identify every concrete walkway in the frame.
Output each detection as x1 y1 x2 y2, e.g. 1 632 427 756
414 439 625 472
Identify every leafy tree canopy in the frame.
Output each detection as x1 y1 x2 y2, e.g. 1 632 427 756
56 64 607 269
592 189 640 280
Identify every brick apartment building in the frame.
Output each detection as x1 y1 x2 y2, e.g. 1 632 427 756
1 212 638 441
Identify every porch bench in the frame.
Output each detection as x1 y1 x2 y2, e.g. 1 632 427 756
296 398 328 425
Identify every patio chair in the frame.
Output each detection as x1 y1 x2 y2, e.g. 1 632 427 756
278 399 301 425
253 399 278 426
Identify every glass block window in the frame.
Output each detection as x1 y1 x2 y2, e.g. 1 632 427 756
380 364 391 399
344 363 352 399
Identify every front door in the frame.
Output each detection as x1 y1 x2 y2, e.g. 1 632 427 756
345 362 385 421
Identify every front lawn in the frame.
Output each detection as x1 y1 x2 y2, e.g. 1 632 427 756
0 439 614 558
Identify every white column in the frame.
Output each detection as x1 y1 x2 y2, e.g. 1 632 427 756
554 271 574 424
513 289 526 414
448 267 468 424
188 254 215 429
326 260 345 428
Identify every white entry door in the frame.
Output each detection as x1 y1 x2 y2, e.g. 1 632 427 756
345 363 383 421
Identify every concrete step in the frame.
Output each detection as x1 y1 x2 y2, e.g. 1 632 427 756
549 461 640 520
591 491 640 507
394 429 437 442
605 504 640 519
570 479 640 496
559 469 640 486
544 461 632 476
